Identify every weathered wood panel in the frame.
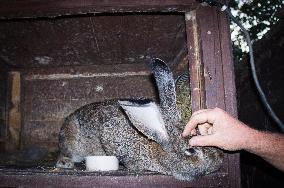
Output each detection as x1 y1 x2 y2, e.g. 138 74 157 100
23 121 62 146
0 169 230 188
195 7 240 188
5 72 22 151
23 77 155 101
217 9 241 188
0 14 186 68
21 64 157 150
0 0 198 19
0 64 8 144
173 7 240 187
185 10 206 112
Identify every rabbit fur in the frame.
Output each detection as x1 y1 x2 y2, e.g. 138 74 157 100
56 58 223 181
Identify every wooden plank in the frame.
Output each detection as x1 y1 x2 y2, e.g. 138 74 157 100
22 99 91 122
185 8 236 187
22 76 155 101
6 72 21 150
185 10 206 112
0 14 186 68
22 120 62 147
22 69 156 120
0 0 198 19
0 170 230 188
22 63 151 77
197 7 225 110
184 6 240 188
217 8 241 188
196 7 240 188
0 64 8 143
20 64 158 150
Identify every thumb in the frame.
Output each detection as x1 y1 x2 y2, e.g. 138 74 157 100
189 135 216 147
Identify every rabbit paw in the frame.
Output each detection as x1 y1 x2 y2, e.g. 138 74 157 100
56 156 74 168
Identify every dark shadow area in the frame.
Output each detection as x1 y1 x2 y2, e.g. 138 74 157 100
235 14 284 188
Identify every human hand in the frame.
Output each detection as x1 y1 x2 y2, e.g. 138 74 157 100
182 108 253 151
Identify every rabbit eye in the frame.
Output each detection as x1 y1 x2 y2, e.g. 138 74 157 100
184 148 196 156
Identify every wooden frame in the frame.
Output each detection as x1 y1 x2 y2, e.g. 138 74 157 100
0 1 240 187
0 0 196 19
186 6 240 188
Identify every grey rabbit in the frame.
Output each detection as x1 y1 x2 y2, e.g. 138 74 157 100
56 58 223 181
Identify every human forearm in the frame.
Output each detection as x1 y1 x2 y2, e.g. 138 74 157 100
243 128 284 171
183 108 284 171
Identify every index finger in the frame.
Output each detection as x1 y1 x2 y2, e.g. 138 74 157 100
182 109 216 137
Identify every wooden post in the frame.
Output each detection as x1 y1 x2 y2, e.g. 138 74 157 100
6 71 21 151
185 10 206 112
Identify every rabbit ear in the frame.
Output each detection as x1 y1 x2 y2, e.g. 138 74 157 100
118 100 171 151
149 58 180 124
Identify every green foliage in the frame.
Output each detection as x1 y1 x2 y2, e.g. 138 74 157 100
229 0 284 62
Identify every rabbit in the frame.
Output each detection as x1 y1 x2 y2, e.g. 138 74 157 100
56 58 223 181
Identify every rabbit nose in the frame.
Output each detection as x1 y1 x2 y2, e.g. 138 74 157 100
184 148 196 156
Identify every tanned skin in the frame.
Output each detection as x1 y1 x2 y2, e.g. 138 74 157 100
182 108 284 171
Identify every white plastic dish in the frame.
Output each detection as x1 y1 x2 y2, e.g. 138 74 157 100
85 156 119 171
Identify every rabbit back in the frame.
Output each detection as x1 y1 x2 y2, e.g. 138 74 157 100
57 101 169 174
57 103 107 167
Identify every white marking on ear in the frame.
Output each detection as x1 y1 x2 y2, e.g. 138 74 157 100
119 100 169 145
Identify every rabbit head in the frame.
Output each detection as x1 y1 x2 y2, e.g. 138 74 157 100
118 58 223 181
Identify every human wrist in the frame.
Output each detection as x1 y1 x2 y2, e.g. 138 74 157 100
240 126 262 152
